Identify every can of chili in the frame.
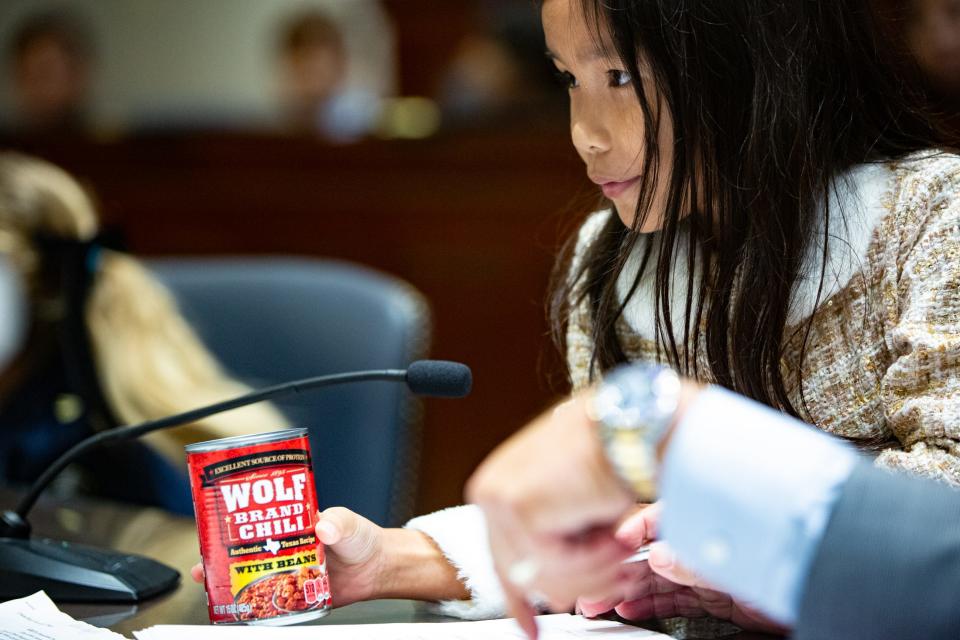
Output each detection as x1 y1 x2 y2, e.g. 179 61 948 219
186 428 332 625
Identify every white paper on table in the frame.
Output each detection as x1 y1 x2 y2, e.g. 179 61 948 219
0 591 127 640
134 613 671 640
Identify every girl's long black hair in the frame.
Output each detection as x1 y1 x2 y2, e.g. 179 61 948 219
549 0 949 416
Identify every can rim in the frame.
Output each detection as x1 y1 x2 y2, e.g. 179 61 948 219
185 427 309 453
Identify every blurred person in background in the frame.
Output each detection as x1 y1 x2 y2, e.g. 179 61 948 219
906 0 960 100
874 0 960 139
7 9 95 136
0 152 286 513
436 0 565 131
907 0 960 139
276 8 385 143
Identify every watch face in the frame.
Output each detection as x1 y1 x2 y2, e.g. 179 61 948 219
594 365 681 430
591 384 624 424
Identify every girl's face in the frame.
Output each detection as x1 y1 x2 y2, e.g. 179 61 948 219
542 0 673 231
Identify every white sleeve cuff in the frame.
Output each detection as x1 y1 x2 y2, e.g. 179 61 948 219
405 504 506 619
660 386 857 624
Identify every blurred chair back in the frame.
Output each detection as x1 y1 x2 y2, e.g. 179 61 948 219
149 257 430 526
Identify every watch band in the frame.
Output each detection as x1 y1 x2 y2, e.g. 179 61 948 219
587 364 682 499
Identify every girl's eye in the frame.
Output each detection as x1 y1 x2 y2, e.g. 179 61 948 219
552 69 578 90
608 69 632 87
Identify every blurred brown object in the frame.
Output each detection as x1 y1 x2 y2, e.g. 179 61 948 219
381 0 471 98
905 0 960 98
8 9 95 135
434 1 565 131
874 0 960 141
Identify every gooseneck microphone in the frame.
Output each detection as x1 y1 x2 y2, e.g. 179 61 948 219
405 360 472 397
0 360 471 602
9 359 471 528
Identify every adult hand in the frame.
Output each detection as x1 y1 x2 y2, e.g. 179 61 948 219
466 394 638 638
578 505 789 635
190 507 468 606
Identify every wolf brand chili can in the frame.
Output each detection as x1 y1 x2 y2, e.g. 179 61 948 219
186 428 332 625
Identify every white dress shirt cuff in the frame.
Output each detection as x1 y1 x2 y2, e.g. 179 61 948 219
659 386 857 624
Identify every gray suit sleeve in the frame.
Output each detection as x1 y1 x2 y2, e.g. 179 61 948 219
794 462 960 639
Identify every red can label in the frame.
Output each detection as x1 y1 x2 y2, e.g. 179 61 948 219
187 430 332 624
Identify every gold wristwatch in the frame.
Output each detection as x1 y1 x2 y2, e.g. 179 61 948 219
586 364 682 500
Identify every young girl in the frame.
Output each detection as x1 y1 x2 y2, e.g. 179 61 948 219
0 152 287 512
194 0 959 631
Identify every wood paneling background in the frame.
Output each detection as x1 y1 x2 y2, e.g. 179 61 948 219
8 128 593 515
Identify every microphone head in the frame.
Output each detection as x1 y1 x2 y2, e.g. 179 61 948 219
406 360 472 398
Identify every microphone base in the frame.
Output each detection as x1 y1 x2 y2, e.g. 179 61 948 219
0 536 180 602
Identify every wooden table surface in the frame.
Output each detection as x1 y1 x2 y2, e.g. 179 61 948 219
2 488 780 639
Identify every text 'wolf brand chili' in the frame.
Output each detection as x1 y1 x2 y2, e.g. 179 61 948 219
186 428 331 625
